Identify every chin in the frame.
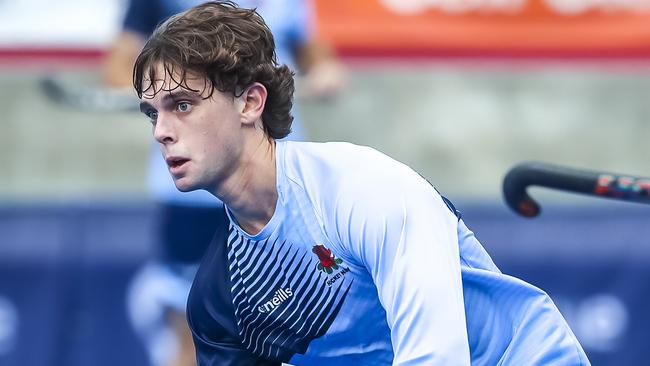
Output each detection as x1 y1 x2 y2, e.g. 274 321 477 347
173 178 199 192
176 186 196 193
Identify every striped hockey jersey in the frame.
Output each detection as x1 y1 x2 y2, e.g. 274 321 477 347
187 141 590 365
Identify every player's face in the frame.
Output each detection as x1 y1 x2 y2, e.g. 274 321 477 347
139 63 245 193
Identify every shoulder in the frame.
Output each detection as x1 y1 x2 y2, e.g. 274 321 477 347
280 141 414 199
281 141 408 180
278 140 442 235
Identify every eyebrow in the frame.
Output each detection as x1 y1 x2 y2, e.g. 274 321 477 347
139 90 203 113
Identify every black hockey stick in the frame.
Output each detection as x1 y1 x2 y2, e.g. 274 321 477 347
40 75 140 112
503 161 650 217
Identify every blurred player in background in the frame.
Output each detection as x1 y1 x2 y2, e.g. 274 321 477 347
101 0 343 365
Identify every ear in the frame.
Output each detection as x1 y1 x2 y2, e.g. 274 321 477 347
238 82 267 127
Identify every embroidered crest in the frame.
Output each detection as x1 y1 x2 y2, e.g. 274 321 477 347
312 244 343 274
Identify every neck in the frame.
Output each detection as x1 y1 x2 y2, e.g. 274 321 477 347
215 135 278 235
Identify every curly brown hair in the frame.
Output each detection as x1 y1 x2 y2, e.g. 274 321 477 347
133 1 295 139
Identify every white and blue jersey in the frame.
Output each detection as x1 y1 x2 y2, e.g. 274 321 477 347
187 141 590 365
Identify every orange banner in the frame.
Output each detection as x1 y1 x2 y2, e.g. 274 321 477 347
313 0 650 57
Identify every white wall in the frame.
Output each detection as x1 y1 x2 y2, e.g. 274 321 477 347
0 0 125 47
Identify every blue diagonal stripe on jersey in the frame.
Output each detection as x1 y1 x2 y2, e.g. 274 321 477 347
258 279 331 356
227 227 354 361
244 267 325 353
243 242 289 299
267 276 353 360
301 279 353 342
231 242 285 329
237 241 291 318
241 244 298 341
238 246 293 330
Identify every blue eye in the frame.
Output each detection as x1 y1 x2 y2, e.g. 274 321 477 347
177 102 192 112
145 110 158 123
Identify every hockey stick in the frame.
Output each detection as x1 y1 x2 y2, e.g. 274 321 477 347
39 72 323 112
39 75 140 112
502 161 650 217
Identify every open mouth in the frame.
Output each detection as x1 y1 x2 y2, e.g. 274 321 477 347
166 157 189 169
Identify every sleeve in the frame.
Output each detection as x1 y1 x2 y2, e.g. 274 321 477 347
121 0 164 36
334 163 471 365
286 0 314 47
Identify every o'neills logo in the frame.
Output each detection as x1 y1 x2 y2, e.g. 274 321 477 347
258 287 293 314
312 244 344 274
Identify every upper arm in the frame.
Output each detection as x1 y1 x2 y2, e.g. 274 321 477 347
102 0 165 87
101 30 147 88
335 166 470 365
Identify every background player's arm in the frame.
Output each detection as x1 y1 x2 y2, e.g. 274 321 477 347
293 37 344 98
288 0 344 99
101 30 146 89
101 0 160 89
336 167 470 365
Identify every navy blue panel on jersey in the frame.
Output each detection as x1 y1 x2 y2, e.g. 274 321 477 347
187 207 282 365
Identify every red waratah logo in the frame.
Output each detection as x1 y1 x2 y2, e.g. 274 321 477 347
312 244 343 274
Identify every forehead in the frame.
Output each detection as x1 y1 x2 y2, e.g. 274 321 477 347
140 61 211 100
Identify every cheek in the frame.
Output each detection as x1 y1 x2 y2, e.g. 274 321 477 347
201 133 227 159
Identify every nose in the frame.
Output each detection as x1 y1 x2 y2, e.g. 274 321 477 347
153 113 176 145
